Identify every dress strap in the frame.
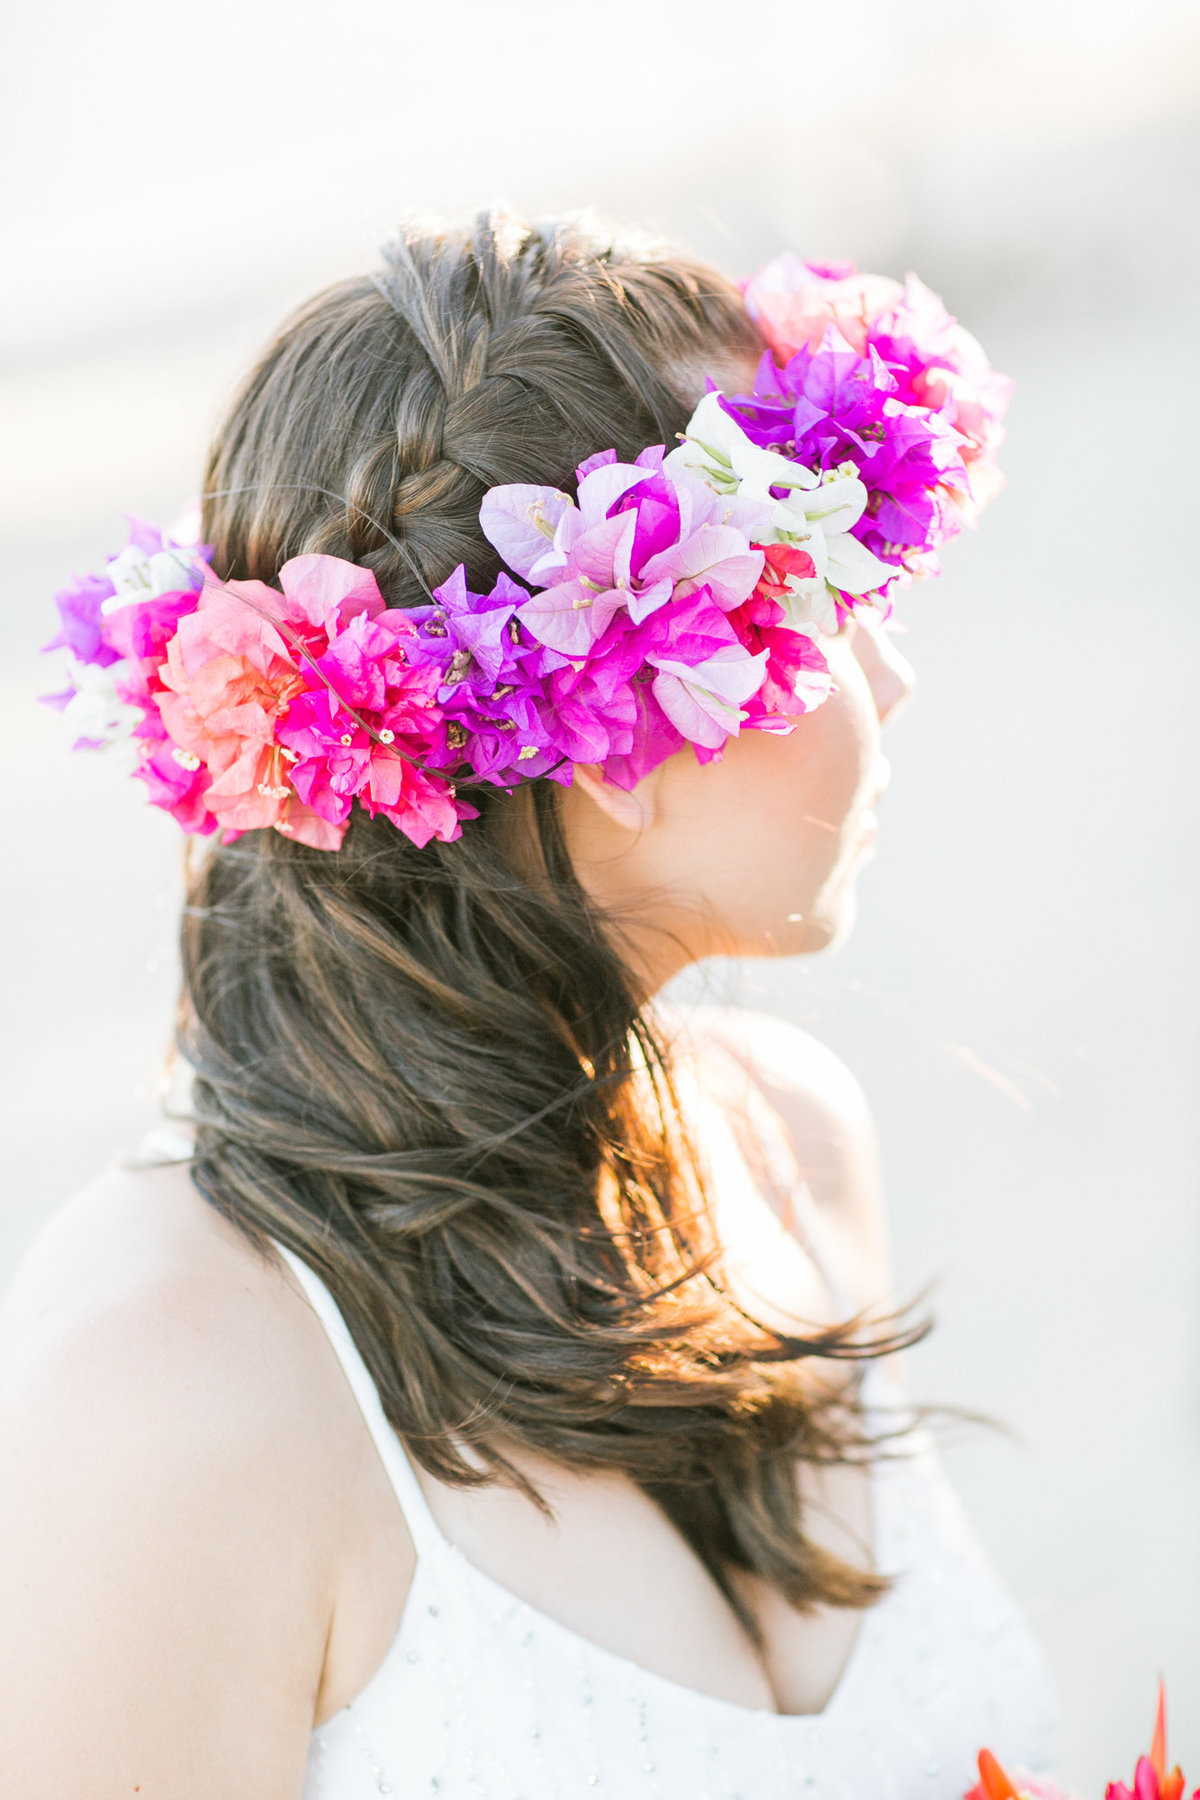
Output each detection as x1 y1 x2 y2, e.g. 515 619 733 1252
273 1242 446 1558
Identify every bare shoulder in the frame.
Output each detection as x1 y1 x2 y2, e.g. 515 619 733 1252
6 1157 272 1348
0 1156 387 1582
1 1161 317 1450
662 1000 877 1146
0 1162 397 1793
662 1000 891 1299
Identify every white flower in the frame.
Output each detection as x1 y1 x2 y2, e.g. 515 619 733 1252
59 659 142 771
666 395 894 634
666 391 819 507
101 543 201 616
773 464 895 630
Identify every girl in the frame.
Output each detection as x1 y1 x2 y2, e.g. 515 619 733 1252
0 210 1056 1798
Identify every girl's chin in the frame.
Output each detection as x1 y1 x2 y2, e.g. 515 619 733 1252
746 891 859 959
795 892 859 956
780 857 868 956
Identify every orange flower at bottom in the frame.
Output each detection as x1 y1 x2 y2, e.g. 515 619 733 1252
969 1684 1197 1800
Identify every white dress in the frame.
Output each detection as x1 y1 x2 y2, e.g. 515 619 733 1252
278 1246 1059 1800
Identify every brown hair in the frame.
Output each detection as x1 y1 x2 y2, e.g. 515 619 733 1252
183 209 904 1630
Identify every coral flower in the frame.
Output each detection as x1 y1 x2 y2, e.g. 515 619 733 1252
966 1747 1073 1800
968 1684 1197 1800
1105 1685 1195 1800
157 584 309 837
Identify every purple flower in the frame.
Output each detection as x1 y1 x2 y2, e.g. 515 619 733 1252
43 573 121 668
721 326 972 592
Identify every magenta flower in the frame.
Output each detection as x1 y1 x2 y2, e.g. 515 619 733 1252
480 448 765 654
43 572 123 669
573 587 768 787
722 331 970 598
740 254 1011 567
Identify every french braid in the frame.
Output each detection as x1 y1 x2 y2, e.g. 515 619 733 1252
188 209 912 1630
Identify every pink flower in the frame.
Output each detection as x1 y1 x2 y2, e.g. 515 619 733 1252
743 256 1012 540
480 449 765 656
729 594 832 727
277 686 464 850
154 557 462 851
743 252 907 360
869 273 1013 524
590 588 769 786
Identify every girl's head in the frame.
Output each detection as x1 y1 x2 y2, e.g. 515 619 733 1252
201 209 911 987
166 210 958 1625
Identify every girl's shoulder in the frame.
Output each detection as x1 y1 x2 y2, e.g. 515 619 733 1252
0 1160 348 1563
0 1158 408 1546
659 1000 891 1307
3 1158 297 1406
656 1000 880 1169
0 1159 414 1753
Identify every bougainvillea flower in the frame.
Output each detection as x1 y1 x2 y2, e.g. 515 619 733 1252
651 642 766 747
742 255 1012 546
666 389 821 509
404 570 562 784
151 560 461 849
157 595 307 837
277 688 462 848
42 252 1011 851
565 586 767 780
743 251 908 359
43 572 123 668
729 594 832 726
53 660 146 761
41 516 209 761
480 447 765 654
666 392 892 630
101 539 205 618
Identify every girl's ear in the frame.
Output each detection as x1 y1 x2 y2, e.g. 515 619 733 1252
569 764 657 835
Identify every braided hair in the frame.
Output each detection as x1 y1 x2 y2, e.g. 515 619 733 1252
205 210 758 596
186 209 904 1630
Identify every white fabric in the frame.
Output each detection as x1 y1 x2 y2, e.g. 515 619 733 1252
278 1246 1059 1800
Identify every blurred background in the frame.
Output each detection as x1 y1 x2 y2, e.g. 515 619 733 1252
2 0 1198 1787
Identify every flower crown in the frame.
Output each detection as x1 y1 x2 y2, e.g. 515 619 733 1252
42 255 1011 852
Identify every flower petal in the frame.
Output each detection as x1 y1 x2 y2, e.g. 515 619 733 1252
278 553 386 632
479 485 573 579
575 461 651 525
642 526 764 610
825 532 894 596
650 669 733 747
515 582 625 656
792 473 868 536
